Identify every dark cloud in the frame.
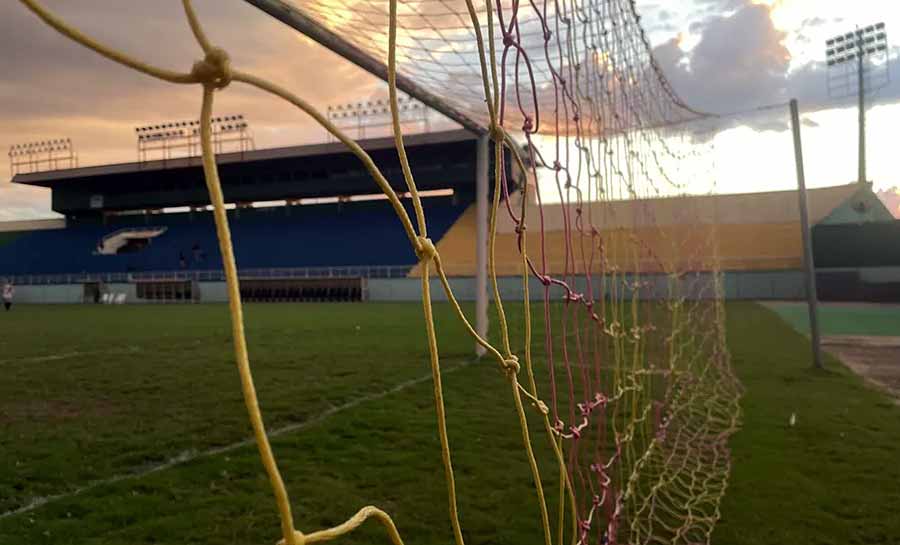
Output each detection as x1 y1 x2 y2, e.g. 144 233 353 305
801 117 820 128
656 2 791 114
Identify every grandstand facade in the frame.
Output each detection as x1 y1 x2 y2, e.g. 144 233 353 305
2 130 898 303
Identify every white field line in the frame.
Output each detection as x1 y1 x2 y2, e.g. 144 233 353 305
0 346 143 366
1 360 470 520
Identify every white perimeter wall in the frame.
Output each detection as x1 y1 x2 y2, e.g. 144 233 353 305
13 283 137 304
5 270 821 304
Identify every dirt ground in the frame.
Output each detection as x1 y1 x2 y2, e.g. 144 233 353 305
823 335 900 404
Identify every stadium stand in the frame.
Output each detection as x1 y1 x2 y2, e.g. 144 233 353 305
2 125 897 303
0 196 468 276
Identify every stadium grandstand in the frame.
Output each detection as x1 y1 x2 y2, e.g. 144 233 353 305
1 129 898 304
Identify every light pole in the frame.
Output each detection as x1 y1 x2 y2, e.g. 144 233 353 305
826 23 889 185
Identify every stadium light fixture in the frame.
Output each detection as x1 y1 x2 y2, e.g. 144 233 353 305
134 114 254 162
8 138 77 176
826 23 890 185
325 95 429 141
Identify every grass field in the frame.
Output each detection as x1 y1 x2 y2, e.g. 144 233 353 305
1 302 898 544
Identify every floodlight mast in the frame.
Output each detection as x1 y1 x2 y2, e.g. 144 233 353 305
826 23 889 185
8 138 77 176
134 115 254 162
326 96 429 141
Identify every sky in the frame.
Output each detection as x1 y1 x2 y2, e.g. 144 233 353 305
1 0 900 220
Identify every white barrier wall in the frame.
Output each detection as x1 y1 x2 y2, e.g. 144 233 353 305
18 268 900 304
367 271 808 302
12 283 136 304
13 284 83 304
196 282 229 303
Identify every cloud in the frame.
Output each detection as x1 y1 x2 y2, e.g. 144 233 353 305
802 17 827 29
655 2 791 114
654 0 900 136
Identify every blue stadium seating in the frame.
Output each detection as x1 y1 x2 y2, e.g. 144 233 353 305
0 196 470 276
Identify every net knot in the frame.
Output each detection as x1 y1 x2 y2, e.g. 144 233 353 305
192 47 232 89
415 237 436 262
539 275 552 287
501 355 520 376
522 117 534 132
534 399 549 415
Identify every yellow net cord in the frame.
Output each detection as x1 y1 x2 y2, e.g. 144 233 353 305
16 1 741 544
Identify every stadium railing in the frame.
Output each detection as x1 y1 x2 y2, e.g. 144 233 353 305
5 256 804 286
6 265 414 285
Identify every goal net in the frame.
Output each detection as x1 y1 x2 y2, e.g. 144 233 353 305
16 0 742 544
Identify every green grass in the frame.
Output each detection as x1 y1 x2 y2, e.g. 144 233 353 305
766 301 900 337
715 303 900 545
0 302 898 544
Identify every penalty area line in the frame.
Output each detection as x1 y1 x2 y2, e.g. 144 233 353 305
0 359 471 520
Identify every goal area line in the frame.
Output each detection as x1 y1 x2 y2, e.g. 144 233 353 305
0 359 471 521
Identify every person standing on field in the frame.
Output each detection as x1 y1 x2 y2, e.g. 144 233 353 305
2 281 13 311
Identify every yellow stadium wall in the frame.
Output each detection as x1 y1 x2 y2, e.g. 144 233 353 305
409 205 804 277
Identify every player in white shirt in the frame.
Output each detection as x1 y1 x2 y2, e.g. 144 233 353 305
3 282 14 311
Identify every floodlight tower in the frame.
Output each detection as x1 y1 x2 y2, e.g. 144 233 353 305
135 115 253 162
325 96 428 141
8 138 77 176
826 23 889 185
